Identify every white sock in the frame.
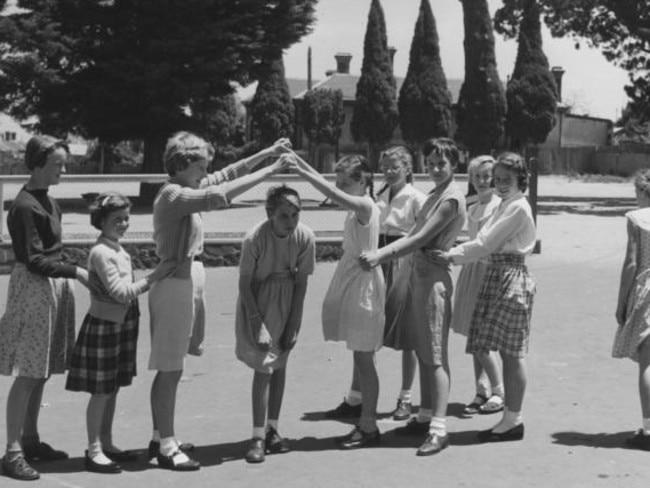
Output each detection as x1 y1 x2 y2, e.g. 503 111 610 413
252 427 265 440
398 389 412 402
87 441 109 464
266 419 278 433
429 417 447 437
476 383 490 398
346 390 363 406
642 418 650 435
492 408 523 434
417 408 433 424
492 383 505 398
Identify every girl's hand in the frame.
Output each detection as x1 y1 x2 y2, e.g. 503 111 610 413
271 153 294 174
430 250 452 266
269 138 292 156
280 329 298 352
359 252 380 271
255 320 272 352
149 260 177 282
76 267 89 288
616 304 627 327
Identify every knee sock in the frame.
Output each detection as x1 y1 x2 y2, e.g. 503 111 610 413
398 389 412 402
642 418 650 435
417 408 433 424
428 417 447 437
492 408 522 434
346 389 362 406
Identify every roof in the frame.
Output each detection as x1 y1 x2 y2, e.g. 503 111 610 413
294 73 464 103
237 78 318 104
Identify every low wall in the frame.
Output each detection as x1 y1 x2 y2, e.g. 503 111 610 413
532 145 650 176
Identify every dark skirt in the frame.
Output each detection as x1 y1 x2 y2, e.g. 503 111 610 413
466 254 536 358
66 302 140 394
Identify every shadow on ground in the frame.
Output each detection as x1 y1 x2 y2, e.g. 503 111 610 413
551 431 633 449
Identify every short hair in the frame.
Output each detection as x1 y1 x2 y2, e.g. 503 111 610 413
380 146 414 183
163 131 215 176
266 185 302 214
89 191 132 230
467 155 496 180
25 135 69 170
495 151 529 192
635 169 650 199
422 137 460 168
334 154 375 200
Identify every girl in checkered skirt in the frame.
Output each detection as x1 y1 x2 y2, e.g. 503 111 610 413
65 192 174 473
440 152 536 443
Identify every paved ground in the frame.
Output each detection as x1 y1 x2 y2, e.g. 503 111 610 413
0 175 647 487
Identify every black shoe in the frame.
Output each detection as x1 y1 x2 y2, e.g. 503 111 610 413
392 399 412 421
245 438 265 464
23 441 69 461
104 450 139 463
477 423 524 442
84 451 122 474
394 418 430 437
416 433 450 456
626 429 650 451
265 428 290 454
156 450 200 471
147 440 194 460
336 426 380 450
324 399 362 419
2 454 40 481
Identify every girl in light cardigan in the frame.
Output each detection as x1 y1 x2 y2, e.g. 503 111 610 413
66 192 174 474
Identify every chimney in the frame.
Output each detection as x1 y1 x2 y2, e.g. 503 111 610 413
334 52 352 74
388 46 396 69
551 66 565 102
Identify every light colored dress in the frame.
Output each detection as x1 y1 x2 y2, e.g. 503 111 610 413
384 183 466 365
450 194 501 336
235 221 315 373
322 198 385 352
613 208 650 361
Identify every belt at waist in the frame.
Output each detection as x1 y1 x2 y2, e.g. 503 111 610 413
379 234 401 247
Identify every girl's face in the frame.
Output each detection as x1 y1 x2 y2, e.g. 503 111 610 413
494 165 520 200
335 171 365 196
635 186 650 208
176 155 209 189
472 163 494 196
268 201 300 238
102 207 130 242
426 153 454 187
36 148 67 187
380 157 408 189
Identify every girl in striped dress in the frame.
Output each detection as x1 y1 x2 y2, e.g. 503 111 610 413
66 192 175 474
440 151 536 442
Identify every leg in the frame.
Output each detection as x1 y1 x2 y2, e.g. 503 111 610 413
324 358 362 418
473 355 490 397
86 394 112 464
638 338 650 419
267 368 287 424
21 378 46 444
354 351 379 433
475 351 505 414
6 377 42 452
252 371 272 435
150 370 182 440
100 392 117 449
392 350 417 420
501 352 526 413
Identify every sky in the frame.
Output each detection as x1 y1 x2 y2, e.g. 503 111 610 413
283 0 629 121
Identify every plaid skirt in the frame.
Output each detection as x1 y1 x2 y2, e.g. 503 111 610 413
466 254 536 358
66 302 140 394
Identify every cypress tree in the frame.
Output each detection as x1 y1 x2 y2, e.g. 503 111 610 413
398 0 451 171
302 88 345 170
506 0 558 150
351 0 399 169
456 0 507 156
250 54 294 148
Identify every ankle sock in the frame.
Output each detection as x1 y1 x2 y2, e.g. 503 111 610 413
252 427 265 440
492 383 505 398
643 418 650 435
346 390 362 406
429 417 447 437
152 430 161 442
266 419 278 433
398 389 412 402
417 408 433 424
491 408 522 434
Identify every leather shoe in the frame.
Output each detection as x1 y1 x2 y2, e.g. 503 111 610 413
626 429 650 451
245 438 265 463
157 450 200 471
2 454 40 481
336 426 380 450
477 423 524 442
147 440 194 460
265 428 290 454
324 399 362 419
416 433 450 456
394 418 430 437
392 399 412 421
104 450 139 463
23 441 69 461
84 451 122 474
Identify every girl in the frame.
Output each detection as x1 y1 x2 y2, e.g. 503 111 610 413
450 156 505 416
287 152 385 449
324 147 425 422
613 169 650 451
235 185 316 464
440 151 536 442
359 138 466 457
148 132 291 471
0 135 89 481
65 192 174 473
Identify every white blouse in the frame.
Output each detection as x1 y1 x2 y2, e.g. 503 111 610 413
377 183 426 236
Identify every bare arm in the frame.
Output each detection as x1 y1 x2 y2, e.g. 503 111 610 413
616 219 638 326
239 272 271 351
218 154 290 201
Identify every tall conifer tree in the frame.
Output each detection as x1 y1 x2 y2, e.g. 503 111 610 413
351 0 398 168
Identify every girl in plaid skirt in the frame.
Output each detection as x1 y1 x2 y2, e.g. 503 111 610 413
65 193 174 473
441 152 536 443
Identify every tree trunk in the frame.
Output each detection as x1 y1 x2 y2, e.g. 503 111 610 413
139 135 168 202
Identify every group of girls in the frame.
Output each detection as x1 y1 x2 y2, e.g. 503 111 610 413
0 131 539 481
